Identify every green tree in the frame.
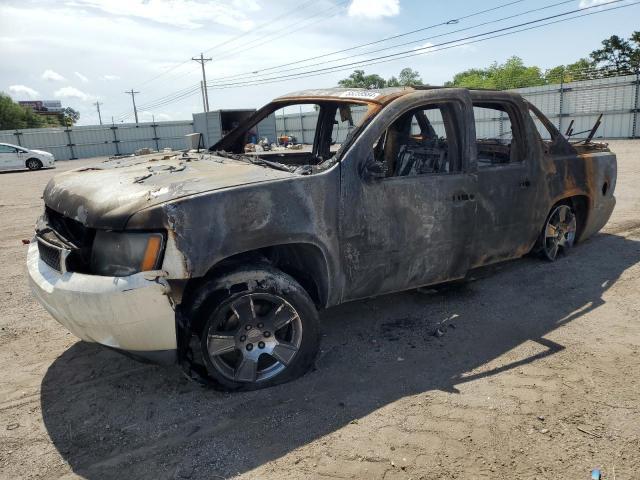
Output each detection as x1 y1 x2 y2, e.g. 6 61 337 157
44 115 63 127
61 107 80 126
0 93 51 130
445 56 545 89
388 67 424 86
590 34 635 73
445 68 492 89
338 69 387 89
488 56 545 89
339 68 426 89
631 31 640 70
545 58 595 84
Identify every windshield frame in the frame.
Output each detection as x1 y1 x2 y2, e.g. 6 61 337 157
210 98 382 163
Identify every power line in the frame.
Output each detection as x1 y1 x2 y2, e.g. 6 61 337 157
121 0 530 115
201 0 318 56
204 0 633 89
132 85 201 111
131 0 319 90
119 0 638 114
210 0 530 83
208 0 578 85
115 0 345 119
209 0 350 63
116 82 201 120
118 86 202 121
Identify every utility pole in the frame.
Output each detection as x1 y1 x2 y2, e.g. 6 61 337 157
94 101 103 125
192 53 212 112
200 81 207 113
125 89 140 124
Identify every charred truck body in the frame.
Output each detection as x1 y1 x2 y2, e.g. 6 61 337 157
27 87 617 390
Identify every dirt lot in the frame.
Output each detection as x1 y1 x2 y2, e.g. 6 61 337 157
1 141 639 480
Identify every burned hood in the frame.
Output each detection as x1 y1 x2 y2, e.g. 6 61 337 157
43 153 296 229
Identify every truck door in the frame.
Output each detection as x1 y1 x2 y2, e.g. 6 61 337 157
469 95 544 267
339 90 477 302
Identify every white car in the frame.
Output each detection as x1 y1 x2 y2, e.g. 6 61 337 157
0 142 55 171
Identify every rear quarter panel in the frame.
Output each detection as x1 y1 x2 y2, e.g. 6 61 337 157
545 147 617 241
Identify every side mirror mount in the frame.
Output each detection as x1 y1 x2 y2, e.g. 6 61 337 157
361 152 387 181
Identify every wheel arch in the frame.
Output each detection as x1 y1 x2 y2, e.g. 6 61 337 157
549 193 590 242
25 157 43 167
183 242 331 314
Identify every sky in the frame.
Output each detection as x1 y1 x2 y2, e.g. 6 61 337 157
1 0 638 125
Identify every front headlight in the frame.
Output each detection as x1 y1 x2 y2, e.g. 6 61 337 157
90 231 165 276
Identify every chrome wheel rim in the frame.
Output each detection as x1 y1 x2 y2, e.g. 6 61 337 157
205 293 302 383
27 160 40 170
543 205 576 261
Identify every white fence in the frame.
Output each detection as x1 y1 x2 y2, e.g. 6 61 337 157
0 120 194 161
276 73 640 142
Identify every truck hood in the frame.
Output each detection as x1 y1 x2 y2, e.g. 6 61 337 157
43 153 296 229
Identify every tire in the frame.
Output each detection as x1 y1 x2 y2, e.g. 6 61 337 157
536 202 577 261
26 158 43 171
192 265 320 391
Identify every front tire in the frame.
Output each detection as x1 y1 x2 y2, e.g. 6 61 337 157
26 158 43 170
194 266 320 391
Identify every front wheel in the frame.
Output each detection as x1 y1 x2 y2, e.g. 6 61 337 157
539 204 577 261
195 266 320 391
26 158 43 170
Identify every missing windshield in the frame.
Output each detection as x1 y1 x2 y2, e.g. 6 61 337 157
211 101 371 174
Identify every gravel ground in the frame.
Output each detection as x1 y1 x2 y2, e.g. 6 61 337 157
1 141 639 480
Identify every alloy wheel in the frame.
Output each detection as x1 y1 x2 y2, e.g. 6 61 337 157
26 159 41 170
543 205 577 261
204 293 303 383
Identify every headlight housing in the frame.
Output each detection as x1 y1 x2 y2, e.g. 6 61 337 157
90 231 165 277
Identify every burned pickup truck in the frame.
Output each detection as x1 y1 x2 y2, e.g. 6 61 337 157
27 87 616 390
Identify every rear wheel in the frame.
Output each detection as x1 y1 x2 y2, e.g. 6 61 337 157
26 158 43 170
195 266 320 391
540 204 577 261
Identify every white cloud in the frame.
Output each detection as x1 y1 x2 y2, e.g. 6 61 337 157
230 0 260 13
579 0 619 7
103 74 120 81
414 42 434 51
348 0 399 19
54 86 96 102
65 0 257 30
140 110 171 121
74 71 89 83
8 84 39 98
42 69 65 81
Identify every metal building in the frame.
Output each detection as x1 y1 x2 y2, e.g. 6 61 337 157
192 109 277 147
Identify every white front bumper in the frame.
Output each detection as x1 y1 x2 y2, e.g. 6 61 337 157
27 242 177 352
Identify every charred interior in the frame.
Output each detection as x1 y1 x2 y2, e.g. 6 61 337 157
211 99 375 170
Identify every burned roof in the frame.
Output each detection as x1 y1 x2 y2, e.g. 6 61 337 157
275 86 509 105
275 87 413 105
